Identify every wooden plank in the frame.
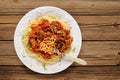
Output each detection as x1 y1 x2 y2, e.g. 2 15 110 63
0 41 120 66
1 15 120 40
1 15 120 24
0 65 120 80
0 0 120 15
0 15 22 24
81 25 120 40
0 15 120 40
0 24 15 40
1 23 120 40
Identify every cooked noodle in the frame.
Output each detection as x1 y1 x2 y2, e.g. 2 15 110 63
22 15 73 64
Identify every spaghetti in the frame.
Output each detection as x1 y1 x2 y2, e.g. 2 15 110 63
22 15 73 64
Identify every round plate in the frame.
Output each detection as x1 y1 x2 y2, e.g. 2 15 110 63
14 6 82 74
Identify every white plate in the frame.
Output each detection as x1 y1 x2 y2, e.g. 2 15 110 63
14 6 82 74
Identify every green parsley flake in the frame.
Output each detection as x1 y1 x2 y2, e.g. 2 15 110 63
30 64 32 67
72 47 76 52
22 55 25 58
37 39 41 43
42 63 47 70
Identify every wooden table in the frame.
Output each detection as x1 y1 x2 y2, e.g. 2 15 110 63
0 0 120 80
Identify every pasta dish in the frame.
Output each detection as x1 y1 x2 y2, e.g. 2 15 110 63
22 15 73 64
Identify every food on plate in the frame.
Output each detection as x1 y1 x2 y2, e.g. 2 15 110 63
22 15 73 64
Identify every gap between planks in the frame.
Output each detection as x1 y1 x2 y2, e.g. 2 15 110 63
0 65 120 80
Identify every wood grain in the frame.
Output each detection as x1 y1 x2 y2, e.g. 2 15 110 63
1 0 120 79
1 15 120 24
0 65 120 80
0 0 120 15
1 25 120 40
1 15 120 40
0 41 120 66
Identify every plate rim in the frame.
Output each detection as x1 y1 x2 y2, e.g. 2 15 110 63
14 6 82 74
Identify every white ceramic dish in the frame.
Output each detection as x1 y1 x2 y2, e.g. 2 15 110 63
14 6 82 74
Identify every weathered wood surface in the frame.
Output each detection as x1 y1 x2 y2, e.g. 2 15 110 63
0 0 120 80
0 66 120 80
0 41 120 66
0 16 120 40
0 0 120 16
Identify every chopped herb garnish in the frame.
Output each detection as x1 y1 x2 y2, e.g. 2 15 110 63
22 55 25 58
48 15 57 19
42 63 47 70
58 63 61 66
28 20 31 24
22 35 24 40
26 44 30 48
73 47 76 52
30 64 32 67
58 16 61 19
37 39 41 43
